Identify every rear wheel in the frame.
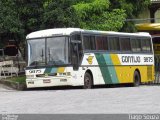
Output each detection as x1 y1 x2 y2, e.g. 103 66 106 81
83 72 93 89
133 71 140 87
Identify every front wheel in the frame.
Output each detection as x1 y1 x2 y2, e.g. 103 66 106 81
133 71 141 87
83 72 93 89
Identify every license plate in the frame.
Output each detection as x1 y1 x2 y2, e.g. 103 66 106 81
43 79 51 83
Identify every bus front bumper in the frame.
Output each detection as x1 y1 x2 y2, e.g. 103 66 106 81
26 76 73 88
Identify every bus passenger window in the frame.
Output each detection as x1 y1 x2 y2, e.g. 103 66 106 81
83 35 96 50
141 39 151 52
108 37 120 51
120 38 131 51
131 39 141 52
96 36 108 50
90 36 96 50
83 36 91 50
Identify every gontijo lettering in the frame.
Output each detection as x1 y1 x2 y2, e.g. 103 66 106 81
122 56 141 63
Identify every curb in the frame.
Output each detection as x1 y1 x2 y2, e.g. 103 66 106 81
0 79 26 90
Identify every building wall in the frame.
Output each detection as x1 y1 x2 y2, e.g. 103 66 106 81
138 5 160 23
155 9 160 23
138 8 150 23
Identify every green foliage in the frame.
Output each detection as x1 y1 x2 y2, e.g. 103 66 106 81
73 0 126 31
0 0 23 34
109 0 151 32
42 0 78 29
9 76 26 84
15 0 44 34
0 0 151 48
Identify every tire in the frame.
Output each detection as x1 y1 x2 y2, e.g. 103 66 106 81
133 71 140 87
83 72 93 89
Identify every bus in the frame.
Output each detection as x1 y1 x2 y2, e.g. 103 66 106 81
25 28 154 88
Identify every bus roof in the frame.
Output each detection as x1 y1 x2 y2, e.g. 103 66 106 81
26 28 151 39
26 28 82 39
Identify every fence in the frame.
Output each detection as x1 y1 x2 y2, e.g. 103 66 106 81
0 60 18 79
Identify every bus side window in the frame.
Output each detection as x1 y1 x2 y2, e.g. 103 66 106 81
83 35 96 50
90 36 96 50
83 36 91 50
120 37 131 51
108 37 120 51
131 38 141 52
96 36 108 50
141 38 151 52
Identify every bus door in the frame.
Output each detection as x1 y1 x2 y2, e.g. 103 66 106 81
71 33 82 70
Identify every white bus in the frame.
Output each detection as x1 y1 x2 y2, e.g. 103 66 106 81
25 28 154 88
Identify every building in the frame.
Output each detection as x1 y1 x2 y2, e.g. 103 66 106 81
136 0 160 35
136 0 160 83
137 0 160 23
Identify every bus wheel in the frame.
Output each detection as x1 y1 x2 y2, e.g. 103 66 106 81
133 71 140 87
84 72 93 89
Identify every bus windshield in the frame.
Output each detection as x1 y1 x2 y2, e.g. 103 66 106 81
28 36 69 66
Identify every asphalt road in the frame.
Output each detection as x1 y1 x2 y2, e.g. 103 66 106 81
0 84 160 114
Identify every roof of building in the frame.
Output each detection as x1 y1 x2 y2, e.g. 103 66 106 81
136 23 160 31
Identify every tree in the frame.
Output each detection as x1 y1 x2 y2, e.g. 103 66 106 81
15 0 44 35
109 0 151 32
42 0 79 29
0 0 24 50
0 0 44 54
73 0 126 31
0 0 151 50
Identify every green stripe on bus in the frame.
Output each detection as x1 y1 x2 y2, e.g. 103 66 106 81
103 54 119 84
44 68 52 73
95 53 119 84
95 53 112 84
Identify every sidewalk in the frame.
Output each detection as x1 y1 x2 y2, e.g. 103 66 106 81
0 83 16 92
